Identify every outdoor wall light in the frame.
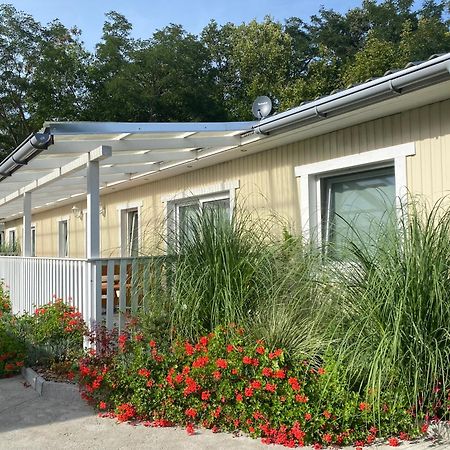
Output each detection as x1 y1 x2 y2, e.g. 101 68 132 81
71 205 83 219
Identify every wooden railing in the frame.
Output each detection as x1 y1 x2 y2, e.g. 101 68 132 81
0 255 172 332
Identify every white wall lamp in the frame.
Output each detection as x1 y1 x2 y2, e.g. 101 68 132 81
71 205 83 220
72 204 106 219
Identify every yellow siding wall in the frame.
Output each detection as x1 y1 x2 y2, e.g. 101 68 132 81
6 99 450 257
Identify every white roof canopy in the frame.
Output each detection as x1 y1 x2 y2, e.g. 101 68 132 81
0 121 256 221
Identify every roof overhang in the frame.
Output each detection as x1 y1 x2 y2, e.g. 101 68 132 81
0 122 256 221
1 53 450 222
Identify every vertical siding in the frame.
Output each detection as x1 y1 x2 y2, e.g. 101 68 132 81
5 99 450 257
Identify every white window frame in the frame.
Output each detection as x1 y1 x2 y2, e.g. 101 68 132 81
31 224 36 257
162 180 239 250
117 202 142 257
58 217 69 257
294 143 415 242
7 227 16 251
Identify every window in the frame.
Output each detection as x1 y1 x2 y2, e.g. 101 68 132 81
58 220 68 257
127 209 139 256
321 167 395 251
294 143 416 246
8 229 16 253
120 208 139 257
31 226 36 257
175 195 231 248
0 231 4 248
163 180 239 252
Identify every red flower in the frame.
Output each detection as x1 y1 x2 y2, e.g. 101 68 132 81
236 393 243 402
99 401 107 410
226 344 234 353
317 367 326 375
186 423 195 435
134 333 143 342
295 394 308 403
149 340 156 348
201 390 211 401
323 410 331 419
421 423 429 433
268 348 283 359
244 387 254 397
399 432 409 441
251 380 262 389
323 433 332 444
184 342 195 356
388 437 400 447
256 346 265 355
192 355 209 368
359 402 370 411
231 368 238 375
262 367 273 377
265 383 276 393
273 369 286 379
313 444 322 450
216 358 228 369
185 408 197 418
213 370 221 380
304 413 312 421
199 336 208 346
138 368 151 378
242 356 253 365
288 377 300 391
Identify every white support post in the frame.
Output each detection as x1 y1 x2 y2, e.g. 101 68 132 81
86 159 100 259
23 192 32 256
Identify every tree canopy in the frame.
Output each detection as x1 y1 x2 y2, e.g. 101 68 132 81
0 0 449 158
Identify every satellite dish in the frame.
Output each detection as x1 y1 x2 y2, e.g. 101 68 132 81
252 96 272 120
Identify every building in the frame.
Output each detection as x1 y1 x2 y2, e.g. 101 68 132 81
0 53 449 327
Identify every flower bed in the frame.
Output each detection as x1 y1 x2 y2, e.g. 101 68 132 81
77 325 442 448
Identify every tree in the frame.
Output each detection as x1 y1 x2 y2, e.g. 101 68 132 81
0 5 88 159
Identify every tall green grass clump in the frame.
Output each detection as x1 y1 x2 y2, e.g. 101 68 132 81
167 207 328 360
170 208 277 340
331 198 450 410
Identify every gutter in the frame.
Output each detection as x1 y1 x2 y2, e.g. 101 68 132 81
253 53 450 135
0 131 53 182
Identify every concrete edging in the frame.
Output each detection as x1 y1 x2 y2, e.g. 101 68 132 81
21 367 82 403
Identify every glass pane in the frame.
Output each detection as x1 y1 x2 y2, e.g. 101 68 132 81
128 210 139 256
179 203 200 248
203 198 230 221
324 168 395 253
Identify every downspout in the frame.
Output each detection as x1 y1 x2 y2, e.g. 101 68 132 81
253 54 450 135
0 131 53 181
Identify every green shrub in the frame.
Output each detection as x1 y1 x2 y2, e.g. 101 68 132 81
0 323 25 377
17 299 86 368
77 325 434 447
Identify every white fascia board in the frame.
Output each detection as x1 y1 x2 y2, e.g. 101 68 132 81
45 121 255 135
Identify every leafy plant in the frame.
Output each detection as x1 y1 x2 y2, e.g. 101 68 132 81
329 198 450 413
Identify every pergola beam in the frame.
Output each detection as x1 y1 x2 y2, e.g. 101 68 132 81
46 136 239 154
0 145 112 208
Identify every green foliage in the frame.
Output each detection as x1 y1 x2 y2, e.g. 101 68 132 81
1 1 449 156
77 326 434 446
0 324 25 377
329 198 450 412
15 299 86 367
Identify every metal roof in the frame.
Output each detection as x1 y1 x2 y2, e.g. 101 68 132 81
0 121 255 221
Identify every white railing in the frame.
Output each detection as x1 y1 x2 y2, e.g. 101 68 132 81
0 255 170 332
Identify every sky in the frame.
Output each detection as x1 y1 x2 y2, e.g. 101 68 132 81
6 0 363 50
